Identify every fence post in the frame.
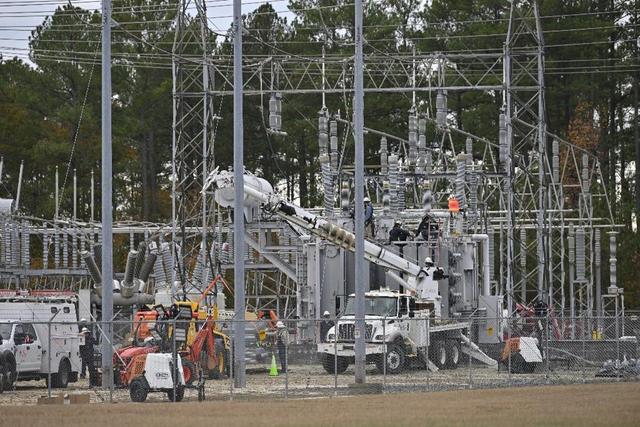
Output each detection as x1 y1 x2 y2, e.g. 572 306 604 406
47 320 52 398
507 318 512 386
616 308 620 383
172 317 177 402
284 321 289 400
382 317 386 392
229 320 234 401
468 318 473 389
109 320 113 403
333 318 338 396
581 314 586 384
426 317 430 390
545 313 550 384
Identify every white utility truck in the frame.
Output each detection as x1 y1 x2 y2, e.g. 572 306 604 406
207 169 497 374
0 296 82 389
318 290 484 374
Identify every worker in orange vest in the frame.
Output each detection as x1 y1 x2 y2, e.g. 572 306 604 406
448 195 460 213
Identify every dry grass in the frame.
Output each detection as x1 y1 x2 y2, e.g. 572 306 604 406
2 382 639 427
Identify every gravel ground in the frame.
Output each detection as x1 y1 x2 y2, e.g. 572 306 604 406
0 363 630 406
2 383 639 427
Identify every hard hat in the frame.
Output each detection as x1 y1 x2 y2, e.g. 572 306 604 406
144 336 154 343
394 220 402 226
80 318 87 323
81 327 89 333
323 310 330 317
425 257 433 265
276 321 285 329
363 197 370 203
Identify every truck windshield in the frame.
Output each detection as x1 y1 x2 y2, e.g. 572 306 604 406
0 324 11 340
343 297 397 317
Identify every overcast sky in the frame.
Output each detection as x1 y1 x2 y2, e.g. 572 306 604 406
0 1 293 65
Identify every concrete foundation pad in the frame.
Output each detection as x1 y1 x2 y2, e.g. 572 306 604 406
347 382 383 394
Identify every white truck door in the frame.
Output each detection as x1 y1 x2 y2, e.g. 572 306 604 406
13 323 42 372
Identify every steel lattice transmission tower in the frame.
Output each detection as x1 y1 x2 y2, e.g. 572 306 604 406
502 0 615 322
171 0 217 298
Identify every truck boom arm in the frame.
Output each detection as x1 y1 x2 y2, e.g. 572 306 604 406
207 170 438 301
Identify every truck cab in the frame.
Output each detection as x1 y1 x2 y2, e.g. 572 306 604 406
0 322 43 373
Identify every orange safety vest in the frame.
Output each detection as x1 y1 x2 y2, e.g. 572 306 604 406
448 198 460 213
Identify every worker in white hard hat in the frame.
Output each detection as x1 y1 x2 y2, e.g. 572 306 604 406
275 321 289 372
78 318 87 333
79 327 95 384
363 196 375 237
425 257 434 267
320 311 334 343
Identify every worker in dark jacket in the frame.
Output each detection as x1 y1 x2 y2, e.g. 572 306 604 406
319 311 334 343
364 197 375 237
415 213 439 241
80 328 96 386
388 220 412 255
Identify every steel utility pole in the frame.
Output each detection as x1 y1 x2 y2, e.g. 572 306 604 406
353 0 366 384
233 0 246 389
100 0 114 390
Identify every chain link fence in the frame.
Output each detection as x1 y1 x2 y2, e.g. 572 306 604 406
0 314 637 404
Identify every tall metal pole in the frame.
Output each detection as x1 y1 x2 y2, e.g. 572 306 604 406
100 0 114 390
73 169 77 220
504 3 515 316
232 0 246 389
90 169 95 222
353 0 366 384
534 1 546 301
15 160 23 212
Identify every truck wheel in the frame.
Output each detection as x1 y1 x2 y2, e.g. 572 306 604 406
181 359 195 386
51 359 71 388
444 340 461 369
321 354 348 374
129 377 149 402
376 345 406 375
2 352 16 390
430 341 447 369
167 385 185 402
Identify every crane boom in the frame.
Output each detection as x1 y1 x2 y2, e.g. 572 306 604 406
206 170 439 302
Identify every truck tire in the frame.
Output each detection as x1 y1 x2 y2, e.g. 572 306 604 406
444 340 461 369
430 340 447 370
1 352 16 390
50 358 71 388
321 354 348 374
129 376 149 402
375 345 406 375
167 385 185 402
181 359 195 386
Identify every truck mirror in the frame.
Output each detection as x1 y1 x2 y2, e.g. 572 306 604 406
335 296 341 313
